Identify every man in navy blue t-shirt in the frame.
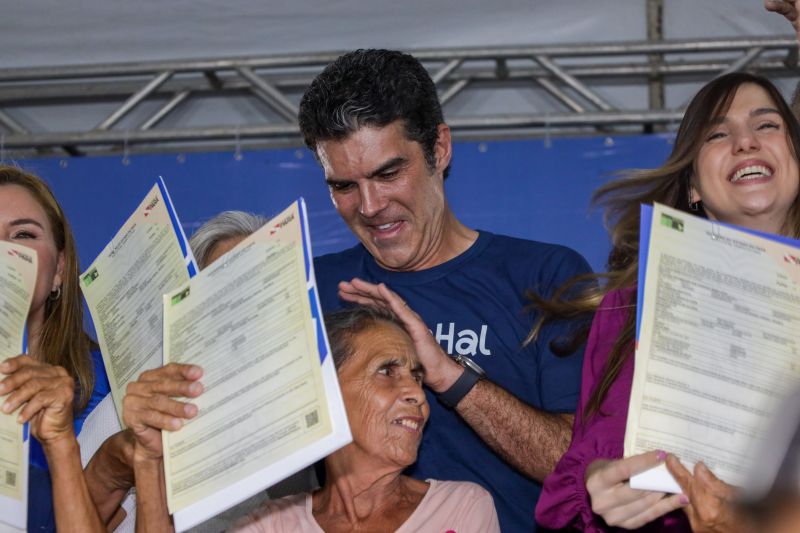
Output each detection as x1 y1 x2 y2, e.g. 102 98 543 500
298 49 591 532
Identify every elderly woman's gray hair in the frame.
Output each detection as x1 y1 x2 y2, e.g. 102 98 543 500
190 210 268 269
324 306 404 370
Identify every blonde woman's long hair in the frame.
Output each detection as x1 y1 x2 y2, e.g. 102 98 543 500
0 165 95 411
528 72 800 421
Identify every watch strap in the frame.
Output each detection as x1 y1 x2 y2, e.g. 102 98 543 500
437 365 482 409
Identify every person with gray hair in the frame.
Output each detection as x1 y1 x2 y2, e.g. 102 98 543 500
189 210 267 269
124 304 500 532
184 210 319 530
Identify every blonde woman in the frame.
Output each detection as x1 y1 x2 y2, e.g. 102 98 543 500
0 165 110 531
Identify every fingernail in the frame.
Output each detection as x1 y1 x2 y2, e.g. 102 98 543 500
679 495 689 505
656 450 667 461
184 404 197 417
190 366 203 378
2 402 11 413
170 418 182 430
189 382 202 395
0 361 9 372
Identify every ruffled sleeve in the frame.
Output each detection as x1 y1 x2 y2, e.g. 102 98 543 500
535 288 635 532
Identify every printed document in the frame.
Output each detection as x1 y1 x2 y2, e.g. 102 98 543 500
162 199 351 531
0 241 37 531
82 178 196 424
626 203 800 492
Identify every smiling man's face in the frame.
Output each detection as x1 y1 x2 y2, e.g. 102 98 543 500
317 120 451 271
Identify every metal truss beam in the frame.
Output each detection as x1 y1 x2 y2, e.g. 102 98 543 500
0 35 797 155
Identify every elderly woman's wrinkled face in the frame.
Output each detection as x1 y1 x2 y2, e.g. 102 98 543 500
338 320 428 468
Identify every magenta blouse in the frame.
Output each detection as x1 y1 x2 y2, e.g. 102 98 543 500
535 288 689 532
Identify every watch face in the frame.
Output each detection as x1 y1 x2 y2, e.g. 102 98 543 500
460 356 486 377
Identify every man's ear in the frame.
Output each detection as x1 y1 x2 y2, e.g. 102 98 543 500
434 123 452 177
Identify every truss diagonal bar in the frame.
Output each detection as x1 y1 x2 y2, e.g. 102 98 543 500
534 77 585 113
96 70 173 131
140 91 190 130
534 55 614 112
0 109 28 134
720 46 765 76
431 59 464 85
236 66 298 122
678 46 767 110
439 79 470 106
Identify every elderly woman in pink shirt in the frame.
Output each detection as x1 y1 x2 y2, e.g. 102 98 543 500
124 301 499 532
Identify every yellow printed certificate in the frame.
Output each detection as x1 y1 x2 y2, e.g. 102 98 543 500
0 241 37 531
81 178 196 424
626 203 800 492
162 199 351 532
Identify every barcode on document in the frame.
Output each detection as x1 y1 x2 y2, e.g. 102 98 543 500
5 470 15 487
305 409 319 428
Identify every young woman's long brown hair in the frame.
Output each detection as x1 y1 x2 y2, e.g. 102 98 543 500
529 72 800 421
0 165 95 410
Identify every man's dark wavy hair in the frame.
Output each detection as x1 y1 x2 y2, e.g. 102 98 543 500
298 48 450 179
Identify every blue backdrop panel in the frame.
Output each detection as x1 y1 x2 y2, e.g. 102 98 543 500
19 133 674 276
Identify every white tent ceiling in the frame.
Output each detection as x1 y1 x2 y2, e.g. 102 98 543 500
3 0 792 68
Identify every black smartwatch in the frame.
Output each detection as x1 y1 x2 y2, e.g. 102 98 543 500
437 355 485 409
